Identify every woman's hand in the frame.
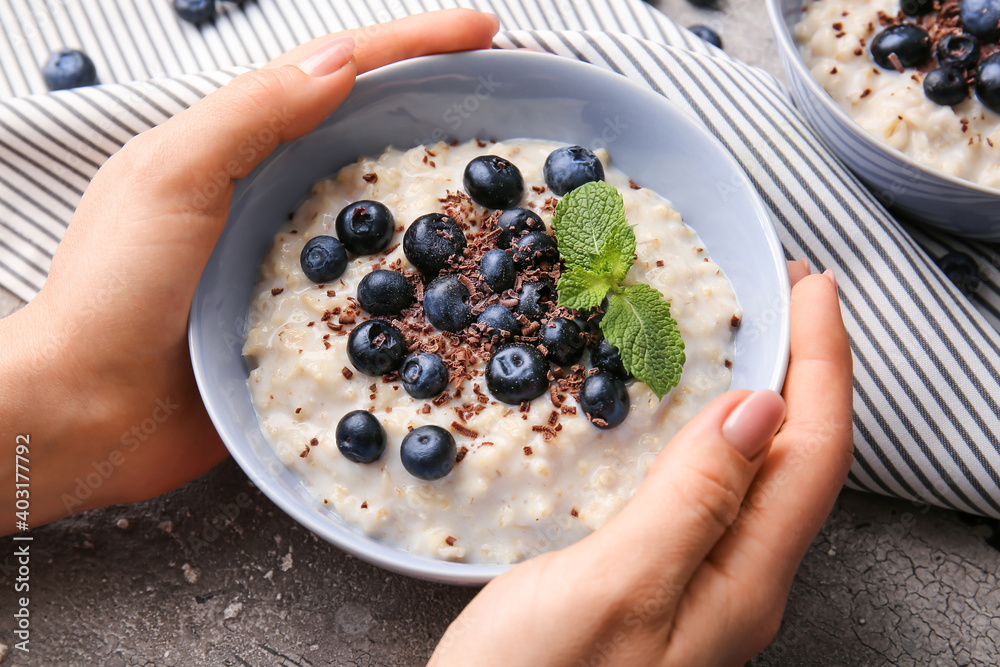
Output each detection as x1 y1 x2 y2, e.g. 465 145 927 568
430 260 854 667
0 9 500 533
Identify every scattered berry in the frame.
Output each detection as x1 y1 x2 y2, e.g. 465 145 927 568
541 317 586 366
871 25 931 70
335 200 394 255
480 248 516 293
688 25 723 50
403 213 467 276
512 231 559 269
543 146 605 196
423 274 473 332
174 0 218 24
400 353 450 399
463 155 524 210
961 0 1000 43
496 208 546 249
486 345 551 405
476 305 522 343
923 66 970 106
590 339 632 381
976 53 1000 113
336 410 386 463
936 32 980 71
400 426 457 480
357 270 415 316
516 280 555 321
300 236 348 283
42 49 97 91
936 251 981 293
579 372 630 429
347 320 407 376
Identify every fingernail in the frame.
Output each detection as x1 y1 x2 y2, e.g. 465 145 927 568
298 36 355 77
486 12 501 32
824 268 837 290
722 390 786 460
797 257 810 273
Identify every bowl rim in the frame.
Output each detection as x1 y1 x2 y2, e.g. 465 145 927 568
765 0 1000 198
190 49 790 585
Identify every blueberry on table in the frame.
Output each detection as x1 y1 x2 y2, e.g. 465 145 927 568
688 25 723 50
480 248 516 293
496 208 546 249
900 0 934 16
512 231 560 270
357 270 415 316
174 0 218 24
401 426 457 481
463 155 525 210
590 338 632 381
400 353 450 399
476 305 522 344
42 49 97 91
300 236 348 283
335 200 395 255
403 213 467 276
976 53 1000 114
347 320 407 376
423 274 473 332
936 33 980 71
923 67 970 106
336 410 386 464
541 317 586 366
579 372 630 429
870 25 931 70
936 252 981 293
543 146 605 196
486 345 551 405
961 0 1000 43
516 280 556 321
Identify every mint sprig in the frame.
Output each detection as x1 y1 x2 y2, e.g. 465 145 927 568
553 181 685 399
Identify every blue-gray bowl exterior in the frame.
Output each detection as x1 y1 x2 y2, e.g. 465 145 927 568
767 0 1000 239
188 50 790 585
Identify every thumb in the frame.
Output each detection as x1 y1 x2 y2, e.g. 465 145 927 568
581 389 786 600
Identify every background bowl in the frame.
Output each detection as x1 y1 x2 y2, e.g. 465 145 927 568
189 50 790 585
767 0 1000 239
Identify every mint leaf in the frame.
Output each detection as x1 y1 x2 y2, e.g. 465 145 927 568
601 284 685 400
557 267 616 310
552 181 636 281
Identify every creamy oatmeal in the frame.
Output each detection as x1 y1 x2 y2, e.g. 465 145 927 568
796 0 1000 188
243 139 740 564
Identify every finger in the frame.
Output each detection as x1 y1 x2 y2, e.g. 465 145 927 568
787 257 810 287
265 9 500 74
666 272 853 662
576 388 786 608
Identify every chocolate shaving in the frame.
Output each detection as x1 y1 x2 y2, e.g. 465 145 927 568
456 446 469 463
571 508 579 517
363 173 378 184
451 422 479 439
341 367 354 379
361 501 368 509
270 287 284 296
731 314 742 328
887 52 904 74
445 536 457 546
523 446 533 456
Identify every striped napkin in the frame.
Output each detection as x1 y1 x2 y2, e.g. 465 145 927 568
3 0 999 519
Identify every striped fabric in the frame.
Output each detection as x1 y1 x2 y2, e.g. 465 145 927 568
2 0 1000 518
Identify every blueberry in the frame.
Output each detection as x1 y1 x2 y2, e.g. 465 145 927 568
541 317 586 366
42 49 97 91
578 373 630 429
512 231 560 270
936 251 981 293
923 66 970 106
403 213 467 276
347 320 407 376
543 146 605 197
961 0 1000 43
463 155 524 210
688 25 723 50
496 208 546 249
357 270 414 316
936 32 980 70
400 353 450 399
485 345 551 404
476 305 522 343
590 339 631 381
900 0 934 16
573 309 604 346
174 0 218 24
423 274 473 332
871 25 932 70
335 410 386 464
300 236 348 283
335 200 394 255
400 426 457 481
480 249 515 293
516 280 555 321
976 53 1000 113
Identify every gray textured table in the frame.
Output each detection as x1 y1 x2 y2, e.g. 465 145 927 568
2 1 999 665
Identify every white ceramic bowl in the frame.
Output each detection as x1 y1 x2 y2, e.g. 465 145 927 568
188 50 790 585
767 0 1000 240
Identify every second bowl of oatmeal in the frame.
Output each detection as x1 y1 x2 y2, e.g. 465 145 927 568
768 0 1000 239
189 50 789 584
